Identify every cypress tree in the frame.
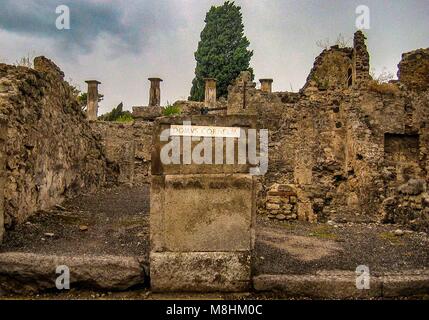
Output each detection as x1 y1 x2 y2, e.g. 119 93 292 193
189 1 253 101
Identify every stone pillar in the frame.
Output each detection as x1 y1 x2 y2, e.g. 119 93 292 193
85 80 101 121
148 78 163 107
259 79 273 93
353 31 370 85
204 78 217 108
0 115 7 243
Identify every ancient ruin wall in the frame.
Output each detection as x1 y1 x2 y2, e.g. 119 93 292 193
225 34 429 231
0 57 106 227
398 48 429 91
91 120 153 185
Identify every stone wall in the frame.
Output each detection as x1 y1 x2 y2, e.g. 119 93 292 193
223 32 429 232
303 47 353 91
0 115 7 241
398 48 429 91
173 99 227 115
91 120 153 185
0 57 106 228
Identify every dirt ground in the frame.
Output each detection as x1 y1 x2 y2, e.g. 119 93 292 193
0 185 150 261
1 184 428 299
254 217 429 275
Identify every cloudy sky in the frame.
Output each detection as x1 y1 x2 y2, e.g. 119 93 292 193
0 0 428 114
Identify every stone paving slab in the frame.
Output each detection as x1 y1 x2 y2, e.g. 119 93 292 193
0 252 146 294
253 270 429 299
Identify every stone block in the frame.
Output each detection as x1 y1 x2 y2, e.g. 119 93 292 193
0 253 145 293
132 106 162 121
151 115 257 175
266 196 282 204
151 174 255 252
266 203 280 210
150 252 251 292
253 272 382 299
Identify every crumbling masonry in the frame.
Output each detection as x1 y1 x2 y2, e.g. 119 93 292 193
0 31 429 245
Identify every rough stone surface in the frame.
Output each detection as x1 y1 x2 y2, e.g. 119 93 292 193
132 106 162 121
253 270 429 299
0 252 145 293
264 184 298 220
151 174 254 252
0 57 106 227
91 121 153 185
151 252 251 292
398 48 429 91
0 115 6 242
253 272 382 299
397 179 426 196
220 31 429 233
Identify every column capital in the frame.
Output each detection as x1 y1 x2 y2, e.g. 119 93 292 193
85 80 101 85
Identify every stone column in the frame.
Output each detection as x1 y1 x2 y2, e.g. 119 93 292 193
0 115 7 243
259 79 273 93
353 31 370 85
148 78 163 107
85 80 101 121
204 78 217 108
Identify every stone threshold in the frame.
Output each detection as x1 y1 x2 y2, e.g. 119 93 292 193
253 270 429 299
0 252 147 294
1 252 428 298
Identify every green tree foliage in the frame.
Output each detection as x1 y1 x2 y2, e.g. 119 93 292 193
189 1 253 101
77 92 87 109
98 102 134 122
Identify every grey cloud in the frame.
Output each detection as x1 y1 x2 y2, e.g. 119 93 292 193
0 0 180 55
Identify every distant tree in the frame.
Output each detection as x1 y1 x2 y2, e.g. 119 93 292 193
77 91 103 111
77 92 88 110
98 102 134 122
189 1 253 101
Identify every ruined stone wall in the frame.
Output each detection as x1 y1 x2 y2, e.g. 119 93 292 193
252 83 428 228
398 48 429 91
353 30 371 86
91 120 153 185
224 36 429 232
0 57 106 227
0 115 7 241
303 47 353 91
173 99 227 115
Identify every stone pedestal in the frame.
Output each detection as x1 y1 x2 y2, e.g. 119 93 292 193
150 115 256 292
85 80 101 121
